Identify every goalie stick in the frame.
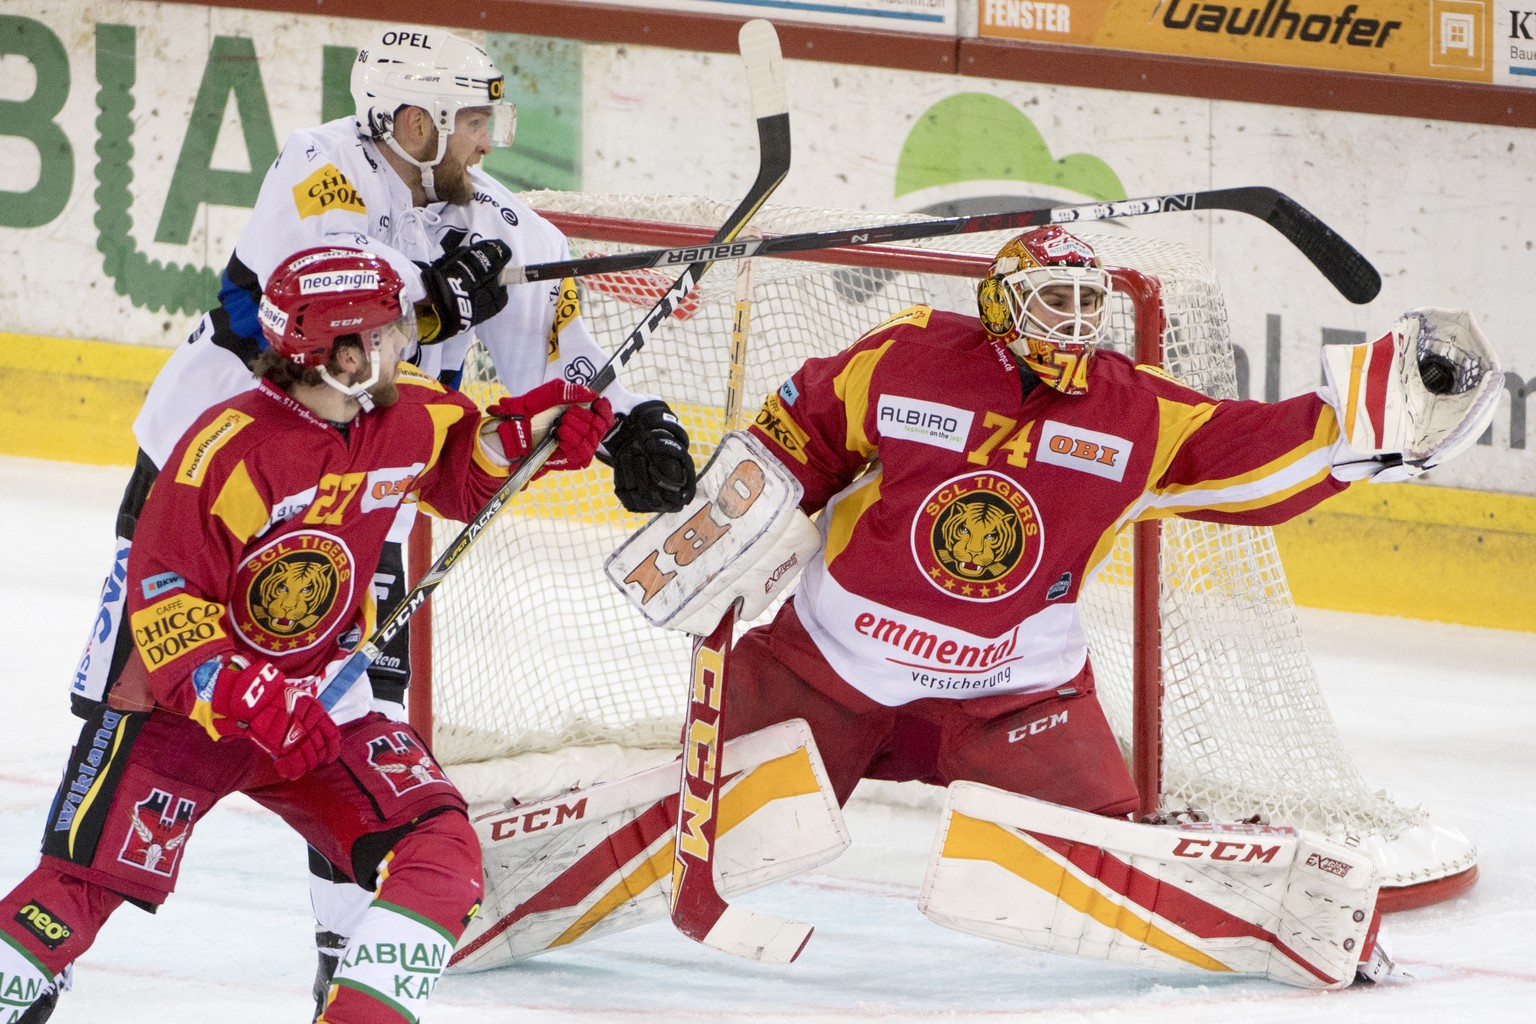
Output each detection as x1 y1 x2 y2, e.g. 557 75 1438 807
317 18 791 712
502 185 1381 304
665 225 816 964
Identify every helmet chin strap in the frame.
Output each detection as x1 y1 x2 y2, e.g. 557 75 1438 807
317 339 384 414
380 123 452 204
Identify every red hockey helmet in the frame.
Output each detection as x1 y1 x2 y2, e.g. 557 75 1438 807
977 226 1111 395
258 247 409 366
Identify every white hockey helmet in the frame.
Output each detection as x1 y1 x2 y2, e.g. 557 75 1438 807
351 29 517 194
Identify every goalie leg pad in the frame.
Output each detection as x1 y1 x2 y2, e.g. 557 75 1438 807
919 782 1381 990
453 719 848 972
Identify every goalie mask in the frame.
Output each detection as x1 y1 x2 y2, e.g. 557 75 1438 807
977 227 1111 396
351 30 517 200
258 247 415 411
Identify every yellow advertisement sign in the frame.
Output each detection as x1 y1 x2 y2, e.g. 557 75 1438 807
978 1 1497 84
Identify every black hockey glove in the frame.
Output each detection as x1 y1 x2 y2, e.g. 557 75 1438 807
603 400 697 513
416 239 512 344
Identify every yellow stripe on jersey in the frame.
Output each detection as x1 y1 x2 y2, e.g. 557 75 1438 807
396 362 446 392
175 409 254 487
823 471 883 567
210 459 271 543
832 338 896 460
861 304 932 337
68 713 137 859
1151 402 1339 517
422 403 469 476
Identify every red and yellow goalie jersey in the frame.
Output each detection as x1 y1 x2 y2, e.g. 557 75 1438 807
123 365 507 725
748 306 1347 708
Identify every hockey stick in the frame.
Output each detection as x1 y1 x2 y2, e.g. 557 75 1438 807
317 18 790 711
673 603 814 963
503 186 1380 304
665 241 816 963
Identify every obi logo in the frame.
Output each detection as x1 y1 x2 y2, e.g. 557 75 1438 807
119 788 195 877
1036 420 1131 482
913 472 1043 601
292 163 367 219
15 901 73 950
368 731 449 795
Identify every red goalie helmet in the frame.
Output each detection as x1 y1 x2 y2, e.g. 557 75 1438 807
258 247 409 366
976 226 1111 396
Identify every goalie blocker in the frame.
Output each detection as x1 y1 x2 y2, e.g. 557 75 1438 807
605 431 821 635
921 783 1393 989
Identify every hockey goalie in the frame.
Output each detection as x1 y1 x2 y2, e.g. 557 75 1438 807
469 227 1503 989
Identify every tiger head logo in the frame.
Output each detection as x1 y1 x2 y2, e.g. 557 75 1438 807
938 500 1020 579
254 557 336 634
912 473 1043 602
234 531 355 654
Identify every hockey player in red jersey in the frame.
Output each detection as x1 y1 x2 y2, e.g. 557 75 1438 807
61 26 696 1016
0 248 612 1023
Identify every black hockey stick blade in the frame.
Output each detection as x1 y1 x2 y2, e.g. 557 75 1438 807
505 185 1380 305
319 19 791 711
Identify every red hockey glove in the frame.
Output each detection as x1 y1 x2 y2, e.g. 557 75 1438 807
192 655 341 780
491 381 614 478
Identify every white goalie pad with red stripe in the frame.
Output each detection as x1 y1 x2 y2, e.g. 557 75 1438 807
451 719 848 971
920 783 1383 990
606 431 821 634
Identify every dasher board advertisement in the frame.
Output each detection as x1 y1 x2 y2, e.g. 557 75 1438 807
979 0 1534 88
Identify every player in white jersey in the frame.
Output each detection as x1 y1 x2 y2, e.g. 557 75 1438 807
44 27 696 1024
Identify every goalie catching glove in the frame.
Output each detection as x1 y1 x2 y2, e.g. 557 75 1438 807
602 400 698 513
484 380 614 478
189 654 340 779
1323 307 1503 482
416 239 512 344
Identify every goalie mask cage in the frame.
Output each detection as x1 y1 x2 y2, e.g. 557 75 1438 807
408 192 1475 911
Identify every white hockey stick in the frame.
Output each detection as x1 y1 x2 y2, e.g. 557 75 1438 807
318 17 790 711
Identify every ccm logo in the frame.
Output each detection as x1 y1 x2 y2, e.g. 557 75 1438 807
1171 838 1283 863
485 798 588 842
1306 852 1353 877
1007 710 1067 743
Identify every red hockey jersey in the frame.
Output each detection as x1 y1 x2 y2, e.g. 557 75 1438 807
124 366 507 724
748 306 1347 707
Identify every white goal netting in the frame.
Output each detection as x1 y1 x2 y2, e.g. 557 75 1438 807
419 192 1474 903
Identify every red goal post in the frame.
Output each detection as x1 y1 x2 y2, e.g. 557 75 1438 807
407 193 1476 912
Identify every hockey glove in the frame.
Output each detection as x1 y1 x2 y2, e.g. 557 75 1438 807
490 381 614 478
603 400 697 513
417 239 512 344
191 655 341 780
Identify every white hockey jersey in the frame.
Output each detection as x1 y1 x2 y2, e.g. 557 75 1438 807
134 117 650 466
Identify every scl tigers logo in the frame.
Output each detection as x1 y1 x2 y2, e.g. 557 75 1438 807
912 472 1043 602
234 530 355 655
256 560 336 634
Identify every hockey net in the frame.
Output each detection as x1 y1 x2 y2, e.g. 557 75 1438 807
411 192 1475 910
